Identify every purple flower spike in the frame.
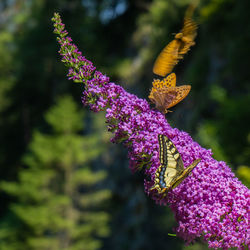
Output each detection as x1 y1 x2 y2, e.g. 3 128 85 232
52 13 250 249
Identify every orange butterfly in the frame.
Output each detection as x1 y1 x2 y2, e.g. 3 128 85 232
149 73 191 114
153 7 197 77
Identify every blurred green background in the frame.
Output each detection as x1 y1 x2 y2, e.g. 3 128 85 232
0 0 249 249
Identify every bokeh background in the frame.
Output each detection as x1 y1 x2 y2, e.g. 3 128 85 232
0 0 249 249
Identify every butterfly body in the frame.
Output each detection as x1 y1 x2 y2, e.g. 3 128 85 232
150 134 201 195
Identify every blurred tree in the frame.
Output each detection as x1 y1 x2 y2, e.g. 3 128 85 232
236 165 250 187
0 0 147 212
0 96 111 250
0 1 16 174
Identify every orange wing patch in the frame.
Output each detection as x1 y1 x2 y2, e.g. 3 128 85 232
177 17 197 57
166 85 191 109
152 72 176 89
153 40 181 77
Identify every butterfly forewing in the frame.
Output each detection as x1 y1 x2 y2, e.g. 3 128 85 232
181 4 197 42
163 73 176 87
163 136 184 188
179 18 197 55
152 73 176 89
182 18 197 40
153 7 197 77
166 85 191 109
153 39 181 77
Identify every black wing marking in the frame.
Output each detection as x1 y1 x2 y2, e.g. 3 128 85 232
158 134 167 165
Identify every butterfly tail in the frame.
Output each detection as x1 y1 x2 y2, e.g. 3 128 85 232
188 158 201 169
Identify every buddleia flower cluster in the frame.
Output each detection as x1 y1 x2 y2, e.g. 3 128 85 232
52 13 249 249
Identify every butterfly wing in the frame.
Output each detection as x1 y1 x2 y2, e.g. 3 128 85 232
153 39 181 77
182 18 197 41
163 135 184 188
166 85 191 109
149 91 167 113
171 158 201 189
178 19 197 57
158 134 167 165
151 135 184 193
149 85 190 114
152 73 176 88
149 135 168 192
162 73 176 87
178 4 197 55
181 4 197 42
150 88 177 113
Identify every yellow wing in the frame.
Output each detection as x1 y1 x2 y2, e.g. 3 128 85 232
153 39 181 77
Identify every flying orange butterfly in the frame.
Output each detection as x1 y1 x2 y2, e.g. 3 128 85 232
148 73 191 114
153 6 197 77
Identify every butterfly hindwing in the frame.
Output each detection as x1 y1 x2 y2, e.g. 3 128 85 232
171 158 201 189
151 88 177 113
